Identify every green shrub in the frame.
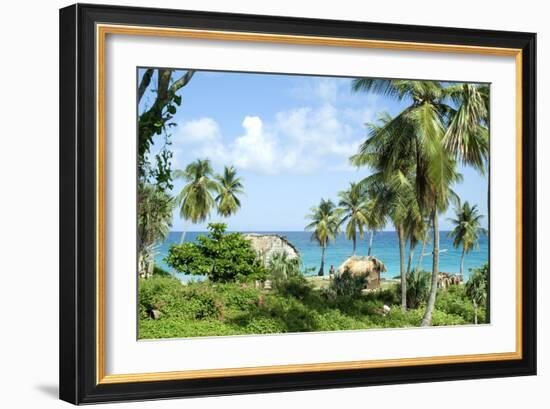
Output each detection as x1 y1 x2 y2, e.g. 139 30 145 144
138 270 484 340
138 275 185 319
181 285 224 320
316 309 368 331
245 316 286 334
275 275 312 300
215 283 260 310
329 271 366 297
364 285 400 306
266 251 302 285
153 265 172 277
165 223 266 282
400 270 431 308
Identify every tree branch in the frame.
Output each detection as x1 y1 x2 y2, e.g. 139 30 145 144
170 70 195 93
137 68 155 103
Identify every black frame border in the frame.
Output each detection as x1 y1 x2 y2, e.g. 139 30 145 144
59 3 536 404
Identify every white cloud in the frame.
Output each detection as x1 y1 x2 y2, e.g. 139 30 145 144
172 103 370 175
290 78 341 103
163 75 395 177
174 117 221 144
231 116 277 174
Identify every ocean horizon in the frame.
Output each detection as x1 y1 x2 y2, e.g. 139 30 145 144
154 230 489 282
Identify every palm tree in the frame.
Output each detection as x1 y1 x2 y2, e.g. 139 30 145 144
267 251 301 285
404 199 426 275
415 218 431 271
364 194 387 256
338 183 369 256
351 112 418 311
361 173 414 311
448 201 487 277
174 159 219 243
404 270 431 309
443 83 490 320
215 166 244 218
443 83 489 173
465 266 488 324
137 183 174 278
305 199 340 276
351 80 464 324
420 158 462 326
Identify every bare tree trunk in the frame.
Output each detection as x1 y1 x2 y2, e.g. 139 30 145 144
318 246 326 276
485 170 491 324
397 226 407 312
460 247 465 278
422 210 439 326
352 235 357 256
473 300 478 324
368 230 374 256
407 241 416 274
416 230 428 271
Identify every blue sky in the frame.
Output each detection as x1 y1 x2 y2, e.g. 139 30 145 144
139 69 489 232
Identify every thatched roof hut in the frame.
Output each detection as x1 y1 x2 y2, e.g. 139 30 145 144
243 233 300 265
337 256 387 289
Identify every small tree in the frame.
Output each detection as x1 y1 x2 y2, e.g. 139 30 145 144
137 183 174 278
465 264 488 324
266 251 301 287
165 223 265 283
401 270 431 309
329 272 367 298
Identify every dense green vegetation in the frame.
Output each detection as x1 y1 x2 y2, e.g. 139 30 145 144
304 79 489 323
139 270 486 339
137 69 490 336
165 223 265 283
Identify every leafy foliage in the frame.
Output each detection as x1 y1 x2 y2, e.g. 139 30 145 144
266 251 302 286
329 271 367 297
138 69 195 189
138 273 484 339
165 223 266 282
400 270 431 309
465 263 488 323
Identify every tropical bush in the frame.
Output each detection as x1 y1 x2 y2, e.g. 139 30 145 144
165 223 266 282
398 270 431 308
138 268 486 339
266 251 302 286
465 263 489 324
329 271 367 297
153 265 172 277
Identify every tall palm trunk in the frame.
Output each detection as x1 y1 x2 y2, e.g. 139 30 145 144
485 170 491 324
416 230 428 271
407 241 415 274
179 223 188 244
368 230 374 256
397 226 406 311
473 300 478 325
460 247 466 278
318 245 326 276
422 210 440 326
352 234 357 256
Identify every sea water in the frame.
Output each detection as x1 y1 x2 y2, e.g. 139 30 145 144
154 231 488 282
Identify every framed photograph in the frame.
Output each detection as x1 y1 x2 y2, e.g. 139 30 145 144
59 3 536 404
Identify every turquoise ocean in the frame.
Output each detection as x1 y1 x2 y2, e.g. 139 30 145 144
155 231 488 282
